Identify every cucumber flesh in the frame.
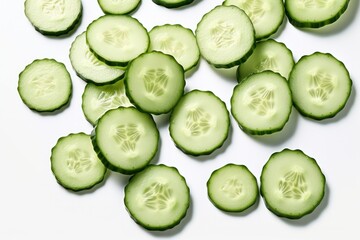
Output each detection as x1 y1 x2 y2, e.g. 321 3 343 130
289 52 352 120
195 5 255 68
98 0 141 15
24 0 82 36
223 0 285 40
18 58 72 112
51 133 107 191
285 0 350 28
124 164 190 231
207 164 259 212
231 71 292 135
260 149 326 219
92 107 159 174
169 90 230 156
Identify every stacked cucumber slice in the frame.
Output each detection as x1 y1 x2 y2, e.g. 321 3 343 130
19 0 354 232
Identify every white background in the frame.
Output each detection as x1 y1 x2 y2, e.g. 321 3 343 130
1 1 359 239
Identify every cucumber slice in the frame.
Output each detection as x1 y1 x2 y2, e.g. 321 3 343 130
86 15 149 67
18 59 72 112
260 149 326 219
69 32 125 85
169 90 230 156
195 5 255 68
125 51 185 115
50 133 107 192
149 24 200 72
223 0 285 40
152 0 195 8
24 0 82 36
289 52 352 120
124 164 190 231
237 39 295 82
98 0 141 15
92 107 159 174
231 71 292 135
82 80 132 126
207 164 258 212
285 0 350 28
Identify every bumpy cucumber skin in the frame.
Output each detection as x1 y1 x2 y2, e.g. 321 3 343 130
124 164 190 231
18 58 72 113
152 0 195 8
195 5 256 69
50 132 107 192
289 52 352 120
285 0 350 28
169 90 230 156
69 33 125 85
260 148 326 219
231 71 292 135
98 0 142 15
91 107 160 175
207 164 259 212
86 15 150 67
24 2 82 36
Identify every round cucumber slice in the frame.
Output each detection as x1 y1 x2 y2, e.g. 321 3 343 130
169 90 230 156
98 0 141 15
51 133 107 192
207 164 259 212
152 0 195 8
260 149 326 219
124 164 190 231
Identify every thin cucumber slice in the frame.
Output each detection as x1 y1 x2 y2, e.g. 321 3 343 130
125 51 185 115
82 80 132 126
223 0 285 40
195 5 255 68
86 15 149 67
98 0 141 15
69 32 125 85
207 164 258 212
231 71 292 135
124 164 190 231
152 0 195 8
50 133 107 192
149 24 200 72
24 0 82 36
237 39 295 82
260 149 326 219
18 59 72 112
289 52 352 120
169 90 230 156
285 0 350 28
92 107 159 174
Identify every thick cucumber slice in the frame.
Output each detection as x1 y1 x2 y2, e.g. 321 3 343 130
50 133 107 192
24 0 82 36
237 39 295 82
124 164 190 231
195 5 255 69
260 149 326 219
98 0 141 15
86 15 149 67
285 0 350 28
92 107 159 174
152 0 195 8
69 32 125 85
289 52 352 120
125 51 185 115
149 24 200 72
231 71 292 135
169 90 230 156
82 80 132 126
18 59 72 112
223 0 285 40
207 164 258 212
